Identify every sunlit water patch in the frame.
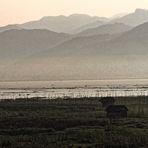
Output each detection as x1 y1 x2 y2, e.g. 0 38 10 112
0 79 148 99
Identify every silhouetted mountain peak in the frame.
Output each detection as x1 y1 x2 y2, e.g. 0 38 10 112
69 14 90 17
0 24 21 33
20 14 106 33
110 8 148 26
135 8 148 14
40 15 66 21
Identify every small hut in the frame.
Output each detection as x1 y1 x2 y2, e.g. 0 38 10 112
106 105 128 118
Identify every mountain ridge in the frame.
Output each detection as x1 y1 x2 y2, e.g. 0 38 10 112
77 23 132 37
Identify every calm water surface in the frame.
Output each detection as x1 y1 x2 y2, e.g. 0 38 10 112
0 79 148 99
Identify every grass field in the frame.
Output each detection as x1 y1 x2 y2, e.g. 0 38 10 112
0 96 148 147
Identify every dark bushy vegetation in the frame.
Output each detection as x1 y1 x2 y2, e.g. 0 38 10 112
0 96 147 147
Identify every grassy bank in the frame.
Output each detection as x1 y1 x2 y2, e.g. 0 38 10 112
0 96 147 147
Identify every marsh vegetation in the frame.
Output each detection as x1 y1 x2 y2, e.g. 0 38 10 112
0 96 147 147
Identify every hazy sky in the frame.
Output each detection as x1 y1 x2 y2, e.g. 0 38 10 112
0 0 148 26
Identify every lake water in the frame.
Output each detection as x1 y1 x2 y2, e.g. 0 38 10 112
0 79 148 99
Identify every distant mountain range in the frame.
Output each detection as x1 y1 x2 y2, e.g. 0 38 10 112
77 23 132 36
0 9 148 34
31 21 148 58
110 9 148 26
21 14 108 34
0 8 148 81
0 29 71 60
74 8 148 34
0 24 21 33
72 20 105 34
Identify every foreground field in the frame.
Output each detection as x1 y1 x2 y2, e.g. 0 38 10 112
0 97 148 148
